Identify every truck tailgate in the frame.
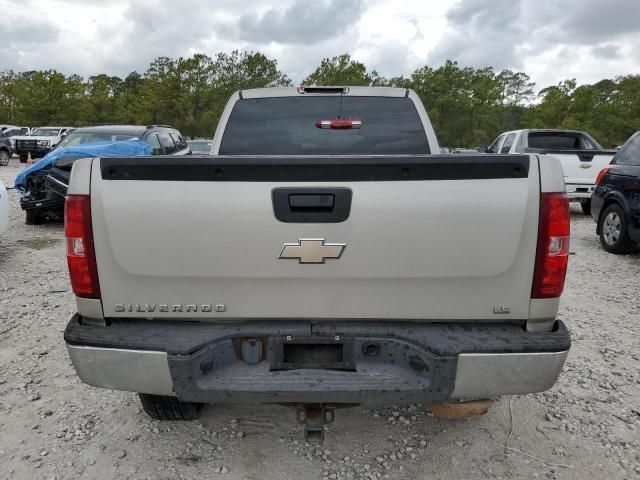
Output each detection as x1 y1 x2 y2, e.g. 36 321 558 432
90 155 540 321
545 151 614 185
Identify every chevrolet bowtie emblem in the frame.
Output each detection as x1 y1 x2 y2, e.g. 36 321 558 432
279 238 346 264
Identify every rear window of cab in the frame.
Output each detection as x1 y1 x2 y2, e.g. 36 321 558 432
219 96 429 155
528 132 600 150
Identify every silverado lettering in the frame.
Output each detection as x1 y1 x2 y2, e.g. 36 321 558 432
113 304 224 313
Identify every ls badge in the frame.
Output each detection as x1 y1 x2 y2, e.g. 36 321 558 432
279 238 346 264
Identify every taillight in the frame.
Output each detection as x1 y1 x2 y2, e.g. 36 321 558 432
64 195 100 298
532 193 570 299
595 167 610 185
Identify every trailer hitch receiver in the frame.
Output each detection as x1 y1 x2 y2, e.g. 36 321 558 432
297 404 335 443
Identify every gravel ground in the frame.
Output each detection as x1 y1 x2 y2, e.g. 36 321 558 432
1 157 639 480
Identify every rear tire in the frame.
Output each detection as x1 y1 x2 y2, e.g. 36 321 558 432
0 150 9 166
138 394 203 421
25 209 45 225
19 154 28 163
598 204 635 254
580 199 591 216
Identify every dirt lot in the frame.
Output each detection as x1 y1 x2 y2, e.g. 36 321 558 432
0 157 639 480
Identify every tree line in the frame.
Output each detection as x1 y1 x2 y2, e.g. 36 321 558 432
1 51 638 147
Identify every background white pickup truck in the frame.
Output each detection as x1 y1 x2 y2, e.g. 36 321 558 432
13 126 75 163
62 87 571 433
485 129 616 215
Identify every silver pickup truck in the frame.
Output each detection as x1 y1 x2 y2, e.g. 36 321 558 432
63 87 571 436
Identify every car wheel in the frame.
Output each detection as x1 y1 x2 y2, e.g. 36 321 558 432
138 394 203 421
0 150 9 166
25 209 45 225
580 199 591 216
19 154 28 163
598 204 635 254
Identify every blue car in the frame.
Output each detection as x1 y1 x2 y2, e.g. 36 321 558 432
17 124 190 224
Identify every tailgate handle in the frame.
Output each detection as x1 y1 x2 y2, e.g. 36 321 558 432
272 188 352 223
289 194 335 211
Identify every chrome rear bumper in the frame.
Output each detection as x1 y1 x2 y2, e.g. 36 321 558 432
67 343 568 401
451 351 568 398
565 183 595 200
65 316 570 403
67 345 175 396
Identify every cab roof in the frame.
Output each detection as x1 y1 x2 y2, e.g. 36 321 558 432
71 125 177 135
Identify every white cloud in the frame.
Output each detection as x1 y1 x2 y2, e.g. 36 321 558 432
0 0 638 90
233 0 365 44
426 0 640 89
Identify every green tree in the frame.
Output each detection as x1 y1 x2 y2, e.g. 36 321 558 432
497 70 535 107
524 79 576 129
494 70 536 132
114 72 146 124
1 54 638 148
81 74 123 124
203 51 291 136
0 71 19 123
303 54 385 86
406 61 502 146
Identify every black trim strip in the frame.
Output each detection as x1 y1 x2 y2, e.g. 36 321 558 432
525 148 617 155
100 155 530 182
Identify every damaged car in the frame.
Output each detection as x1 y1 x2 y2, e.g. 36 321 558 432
14 124 190 224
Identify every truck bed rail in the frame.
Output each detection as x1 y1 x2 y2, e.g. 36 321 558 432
100 154 530 182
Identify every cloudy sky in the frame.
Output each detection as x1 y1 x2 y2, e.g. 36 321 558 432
1 0 638 91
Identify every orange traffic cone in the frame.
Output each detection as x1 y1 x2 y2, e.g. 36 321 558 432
27 152 33 164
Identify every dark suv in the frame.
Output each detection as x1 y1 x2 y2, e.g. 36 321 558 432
592 131 640 254
22 125 190 224
0 133 12 166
